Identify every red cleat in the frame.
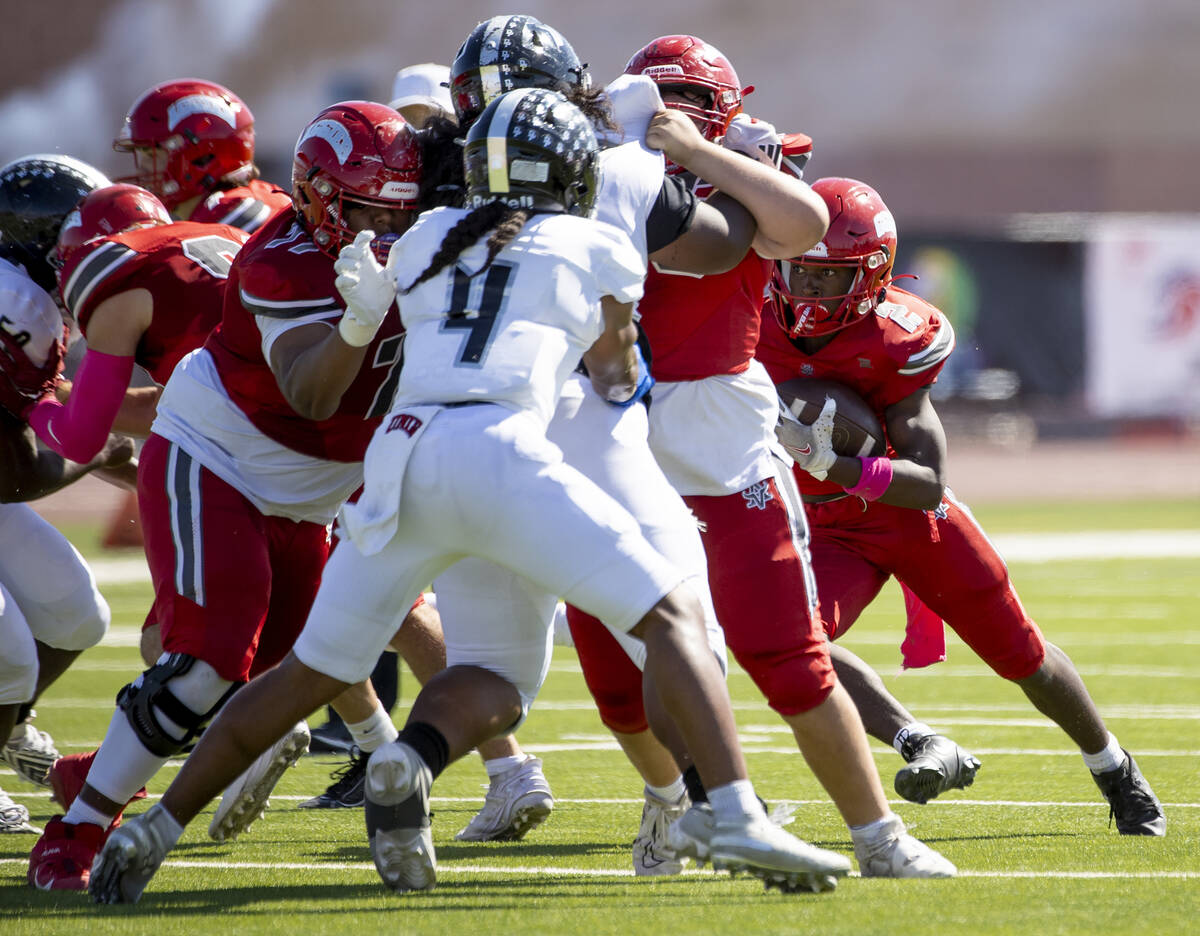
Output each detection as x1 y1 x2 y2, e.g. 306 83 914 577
27 817 106 891
47 752 148 831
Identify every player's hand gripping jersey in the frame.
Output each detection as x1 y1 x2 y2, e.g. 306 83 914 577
59 221 249 385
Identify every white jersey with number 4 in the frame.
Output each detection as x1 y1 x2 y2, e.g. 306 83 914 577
387 207 645 429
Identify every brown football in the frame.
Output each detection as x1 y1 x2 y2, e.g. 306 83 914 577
776 377 886 457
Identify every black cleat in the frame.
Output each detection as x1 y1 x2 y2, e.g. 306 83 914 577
895 734 982 804
299 747 367 809
1092 750 1165 836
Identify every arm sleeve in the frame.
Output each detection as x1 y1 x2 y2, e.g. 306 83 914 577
644 176 697 254
26 350 134 462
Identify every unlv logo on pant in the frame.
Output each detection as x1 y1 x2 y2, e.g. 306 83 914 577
741 480 774 511
386 413 423 436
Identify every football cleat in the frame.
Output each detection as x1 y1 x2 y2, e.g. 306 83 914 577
364 741 436 892
708 812 851 893
852 813 956 878
27 817 105 890
299 747 368 809
455 754 554 842
0 788 40 834
4 718 60 787
632 787 690 876
47 751 148 830
894 733 981 805
1092 750 1166 836
209 721 310 842
89 804 178 904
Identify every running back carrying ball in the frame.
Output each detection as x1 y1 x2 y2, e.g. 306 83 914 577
776 377 885 458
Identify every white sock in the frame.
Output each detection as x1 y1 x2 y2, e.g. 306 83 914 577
484 754 525 778
64 711 169 827
645 777 687 804
345 703 398 754
893 722 936 755
849 812 901 846
1082 732 1126 775
707 780 763 822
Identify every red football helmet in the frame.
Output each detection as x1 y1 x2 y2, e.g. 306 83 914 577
624 35 745 141
114 79 255 210
770 177 898 338
291 101 422 258
55 183 171 269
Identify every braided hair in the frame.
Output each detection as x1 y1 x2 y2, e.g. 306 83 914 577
400 201 530 300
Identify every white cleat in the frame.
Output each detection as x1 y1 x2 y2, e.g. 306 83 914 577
708 813 852 894
455 754 554 842
633 788 690 876
365 741 436 892
0 788 40 834
209 721 310 843
853 814 957 878
3 718 60 787
88 804 177 904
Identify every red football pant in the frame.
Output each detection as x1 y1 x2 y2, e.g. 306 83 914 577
805 486 1045 680
138 434 330 683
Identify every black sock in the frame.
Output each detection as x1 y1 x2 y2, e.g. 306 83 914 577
397 721 450 781
682 765 708 804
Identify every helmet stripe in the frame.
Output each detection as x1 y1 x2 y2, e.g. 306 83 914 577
484 88 528 195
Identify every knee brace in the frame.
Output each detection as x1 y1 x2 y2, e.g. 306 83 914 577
116 653 239 757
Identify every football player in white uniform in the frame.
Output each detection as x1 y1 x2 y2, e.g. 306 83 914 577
89 88 852 904
0 154 132 834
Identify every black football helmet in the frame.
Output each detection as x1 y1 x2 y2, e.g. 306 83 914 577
450 14 590 127
463 88 599 217
0 154 109 293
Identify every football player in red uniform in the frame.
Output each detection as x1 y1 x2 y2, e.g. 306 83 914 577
600 37 955 878
25 100 434 892
758 176 1166 837
114 79 291 233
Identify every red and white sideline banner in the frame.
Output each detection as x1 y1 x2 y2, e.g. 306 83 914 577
1085 216 1200 418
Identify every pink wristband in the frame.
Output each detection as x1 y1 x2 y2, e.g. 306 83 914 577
844 456 893 501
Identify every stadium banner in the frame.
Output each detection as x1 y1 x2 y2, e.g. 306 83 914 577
1085 216 1200 418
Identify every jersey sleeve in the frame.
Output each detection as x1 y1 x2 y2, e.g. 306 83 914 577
645 175 697 254
589 221 647 305
60 240 142 334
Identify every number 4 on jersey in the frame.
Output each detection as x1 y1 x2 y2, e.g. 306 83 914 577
442 262 514 366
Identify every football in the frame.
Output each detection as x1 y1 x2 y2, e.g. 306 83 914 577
776 377 886 457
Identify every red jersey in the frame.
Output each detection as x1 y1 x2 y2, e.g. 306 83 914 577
639 250 773 382
756 284 956 495
205 210 403 463
187 179 291 233
59 221 249 385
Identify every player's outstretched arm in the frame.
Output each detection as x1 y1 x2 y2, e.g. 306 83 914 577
645 109 828 260
0 413 135 502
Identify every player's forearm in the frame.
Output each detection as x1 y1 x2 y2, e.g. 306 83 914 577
675 145 828 259
26 350 135 463
0 421 111 502
827 455 945 511
274 327 369 421
110 386 162 436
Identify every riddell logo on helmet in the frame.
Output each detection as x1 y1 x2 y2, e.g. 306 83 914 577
167 95 239 132
642 65 686 78
378 181 419 200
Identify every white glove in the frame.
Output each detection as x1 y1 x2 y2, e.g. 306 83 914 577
775 395 837 480
334 230 395 347
720 114 783 170
601 74 664 145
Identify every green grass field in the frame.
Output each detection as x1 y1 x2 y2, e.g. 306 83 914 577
2 499 1197 935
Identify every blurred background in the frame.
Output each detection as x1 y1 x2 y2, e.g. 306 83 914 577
3 0 1199 446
